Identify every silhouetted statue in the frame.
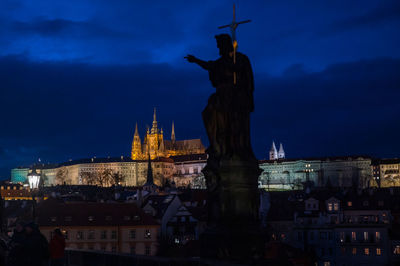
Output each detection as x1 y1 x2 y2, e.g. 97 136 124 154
186 34 263 260
185 34 255 161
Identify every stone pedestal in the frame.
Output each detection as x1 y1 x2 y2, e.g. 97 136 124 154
201 158 264 261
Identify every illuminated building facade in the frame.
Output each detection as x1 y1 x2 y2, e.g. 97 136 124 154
131 109 205 160
259 156 372 190
11 167 29 183
371 158 400 187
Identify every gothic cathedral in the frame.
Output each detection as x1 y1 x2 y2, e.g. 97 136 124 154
131 109 205 160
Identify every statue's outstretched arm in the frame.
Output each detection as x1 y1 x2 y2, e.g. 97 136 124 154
185 55 210 70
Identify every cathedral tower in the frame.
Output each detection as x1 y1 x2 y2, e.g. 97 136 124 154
278 143 285 159
131 123 142 160
171 121 176 143
269 141 278 160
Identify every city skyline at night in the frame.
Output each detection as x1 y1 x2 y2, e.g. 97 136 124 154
1 0 400 178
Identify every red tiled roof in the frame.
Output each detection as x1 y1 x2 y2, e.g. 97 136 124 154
37 199 159 227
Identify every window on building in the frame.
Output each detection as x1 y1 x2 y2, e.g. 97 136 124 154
376 231 381 242
50 217 57 222
323 262 330 266
376 248 382 256
76 231 84 240
394 245 400 254
62 230 68 240
88 230 95 240
145 246 151 255
378 200 384 206
280 233 286 241
328 203 333 211
297 232 303 241
111 230 117 239
334 203 339 211
364 232 368 242
328 232 333 240
351 232 356 241
352 248 357 255
88 216 94 222
340 232 345 243
130 246 136 254
105 216 112 221
98 230 106 239
364 248 370 255
320 232 327 240
347 201 352 207
111 246 116 253
363 200 369 207
65 216 72 222
130 230 136 239
341 247 346 255
145 229 151 239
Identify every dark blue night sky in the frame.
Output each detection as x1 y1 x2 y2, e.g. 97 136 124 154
1 0 400 178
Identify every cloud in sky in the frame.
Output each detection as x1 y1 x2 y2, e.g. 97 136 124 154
1 55 399 178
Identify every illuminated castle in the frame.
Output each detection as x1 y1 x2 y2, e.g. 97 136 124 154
131 109 205 160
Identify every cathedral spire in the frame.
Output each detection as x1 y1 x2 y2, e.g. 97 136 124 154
145 154 154 185
134 122 139 136
269 141 278 160
131 122 142 160
171 121 176 143
143 153 158 193
278 143 285 159
151 107 158 134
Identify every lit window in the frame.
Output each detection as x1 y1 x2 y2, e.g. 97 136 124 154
376 248 381 256
351 232 356 241
328 203 333 211
364 232 368 242
364 248 370 255
334 203 339 211
324 262 330 266
376 231 381 242
50 217 57 222
88 216 94 221
394 245 400 254
352 248 357 255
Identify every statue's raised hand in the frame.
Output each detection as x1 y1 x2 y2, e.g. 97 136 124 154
184 55 197 63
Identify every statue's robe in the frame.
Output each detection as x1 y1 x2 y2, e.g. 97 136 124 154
202 52 255 161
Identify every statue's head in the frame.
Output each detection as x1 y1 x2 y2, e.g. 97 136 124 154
215 34 233 56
